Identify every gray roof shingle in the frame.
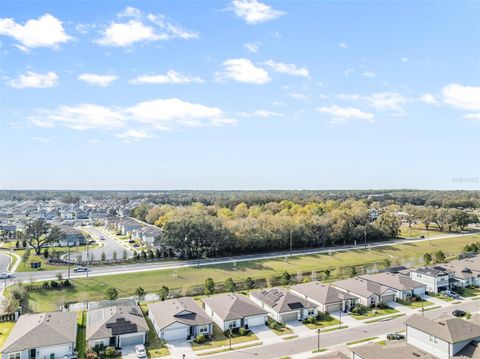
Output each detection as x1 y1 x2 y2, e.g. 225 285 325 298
148 297 212 330
250 287 316 313
202 293 267 321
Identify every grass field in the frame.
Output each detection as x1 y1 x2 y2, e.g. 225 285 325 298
0 321 15 348
399 224 451 239
396 299 434 309
351 307 399 321
304 313 340 329
23 234 480 312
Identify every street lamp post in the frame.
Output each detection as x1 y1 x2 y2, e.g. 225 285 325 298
67 244 71 280
86 241 89 279
317 329 320 351
229 328 232 350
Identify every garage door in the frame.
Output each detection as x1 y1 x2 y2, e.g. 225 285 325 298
326 303 342 313
163 327 189 341
120 333 144 347
382 295 395 303
281 312 298 322
245 315 265 328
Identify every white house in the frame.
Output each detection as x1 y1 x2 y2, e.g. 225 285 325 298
250 287 317 323
202 293 268 331
409 267 454 293
333 277 397 306
359 272 426 300
148 297 212 341
1 312 77 359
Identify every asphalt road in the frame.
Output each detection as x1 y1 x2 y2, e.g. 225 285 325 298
0 253 11 272
80 227 132 261
12 230 479 282
205 301 480 359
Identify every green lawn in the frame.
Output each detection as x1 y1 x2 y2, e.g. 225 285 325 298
191 324 259 352
0 321 15 349
396 299 434 309
22 233 480 312
304 313 340 329
267 318 293 336
457 287 480 298
428 293 454 302
351 307 399 321
399 224 449 239
138 305 169 358
76 311 87 359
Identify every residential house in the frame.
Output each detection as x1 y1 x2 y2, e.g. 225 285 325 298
359 272 426 300
118 219 143 236
290 281 358 313
410 267 454 293
202 293 268 331
434 256 480 288
57 226 86 246
1 312 77 359
250 287 317 323
333 277 397 306
148 297 212 341
86 304 148 349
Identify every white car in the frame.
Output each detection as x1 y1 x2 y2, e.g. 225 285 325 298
135 345 147 358
0 272 14 279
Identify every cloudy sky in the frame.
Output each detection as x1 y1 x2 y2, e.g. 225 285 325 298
0 0 479 190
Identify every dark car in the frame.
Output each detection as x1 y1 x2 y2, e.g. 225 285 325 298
452 310 466 317
419 235 425 239
387 333 405 340
129 239 135 244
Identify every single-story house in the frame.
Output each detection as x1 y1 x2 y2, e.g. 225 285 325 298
1 311 77 359
250 287 317 323
202 293 268 331
333 277 397 306
119 219 143 236
87 304 148 349
132 227 162 245
359 272 426 300
148 297 212 341
290 281 358 313
57 225 86 246
409 267 454 293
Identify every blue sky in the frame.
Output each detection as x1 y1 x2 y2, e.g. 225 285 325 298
0 0 479 190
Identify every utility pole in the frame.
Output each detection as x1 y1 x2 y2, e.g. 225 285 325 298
229 328 232 350
86 241 89 279
317 329 320 351
339 310 342 328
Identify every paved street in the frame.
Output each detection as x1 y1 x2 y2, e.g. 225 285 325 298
11 230 479 283
0 252 11 272
82 226 133 260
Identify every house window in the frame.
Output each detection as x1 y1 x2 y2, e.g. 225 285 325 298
8 353 20 359
308 309 315 315
429 335 438 344
199 325 209 333
228 321 237 329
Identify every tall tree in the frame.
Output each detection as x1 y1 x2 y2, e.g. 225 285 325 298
24 219 63 255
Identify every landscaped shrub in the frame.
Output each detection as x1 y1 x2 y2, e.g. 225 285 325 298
104 346 116 358
86 351 98 359
238 327 248 336
194 333 206 344
62 279 71 287
351 304 368 315
50 280 59 288
303 316 316 324
375 302 391 310
42 282 50 289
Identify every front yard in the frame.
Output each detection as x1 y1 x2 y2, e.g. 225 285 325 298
303 313 340 329
139 305 170 357
0 321 15 348
455 286 480 298
351 306 399 320
76 312 87 358
267 318 293 336
396 298 434 309
191 324 259 352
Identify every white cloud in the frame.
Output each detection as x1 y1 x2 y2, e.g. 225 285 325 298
130 70 204 84
365 92 409 112
344 68 355 78
216 58 271 84
361 70 377 78
419 93 439 105
29 98 236 137
339 42 348 48
7 71 58 89
317 106 374 123
31 136 51 143
238 109 281 117
230 0 285 24
78 73 117 87
442 84 480 120
264 60 310 78
0 14 72 49
464 113 480 121
244 42 260 53
288 93 307 100
96 7 198 47
401 57 409 63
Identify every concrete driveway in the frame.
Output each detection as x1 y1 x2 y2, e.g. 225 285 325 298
286 320 312 336
121 346 138 359
250 324 280 344
166 340 196 358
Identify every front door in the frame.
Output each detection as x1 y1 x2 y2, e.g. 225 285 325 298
30 349 36 359
109 336 116 346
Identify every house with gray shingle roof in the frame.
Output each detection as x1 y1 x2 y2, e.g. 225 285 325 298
148 297 212 342
359 272 426 300
332 277 397 306
202 293 268 331
250 287 317 323
1 312 77 359
86 304 148 349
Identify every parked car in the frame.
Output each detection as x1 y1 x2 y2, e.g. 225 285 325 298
73 266 89 273
100 236 105 240
387 333 405 340
0 272 14 279
452 309 466 317
442 290 460 299
129 239 135 244
419 235 425 239
135 345 147 358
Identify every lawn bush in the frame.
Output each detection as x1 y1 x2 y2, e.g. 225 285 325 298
351 304 368 315
194 333 207 344
104 346 116 358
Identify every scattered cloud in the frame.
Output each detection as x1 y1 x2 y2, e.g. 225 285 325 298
464 113 480 121
244 42 260 53
96 7 198 47
344 68 355 79
29 98 236 138
365 92 409 112
78 73 117 87
7 71 58 89
130 70 204 84
230 0 285 24
317 106 374 123
419 93 439 105
339 42 348 48
264 60 310 78
288 93 307 100
401 57 409 63
442 83 480 120
31 136 51 143
216 58 271 84
0 13 72 50
238 109 282 117
361 70 377 78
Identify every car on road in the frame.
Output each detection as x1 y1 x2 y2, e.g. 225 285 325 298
100 235 105 240
387 333 405 341
73 266 89 273
129 239 135 244
419 235 425 239
0 272 14 279
452 309 467 317
135 345 146 358
442 290 460 299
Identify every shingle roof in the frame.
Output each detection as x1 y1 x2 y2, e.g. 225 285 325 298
413 267 450 277
202 293 267 321
1 312 77 353
405 314 480 343
291 281 357 305
250 287 316 313
359 272 426 291
310 351 350 359
148 297 212 330
87 305 148 340
351 343 438 359
333 277 391 298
